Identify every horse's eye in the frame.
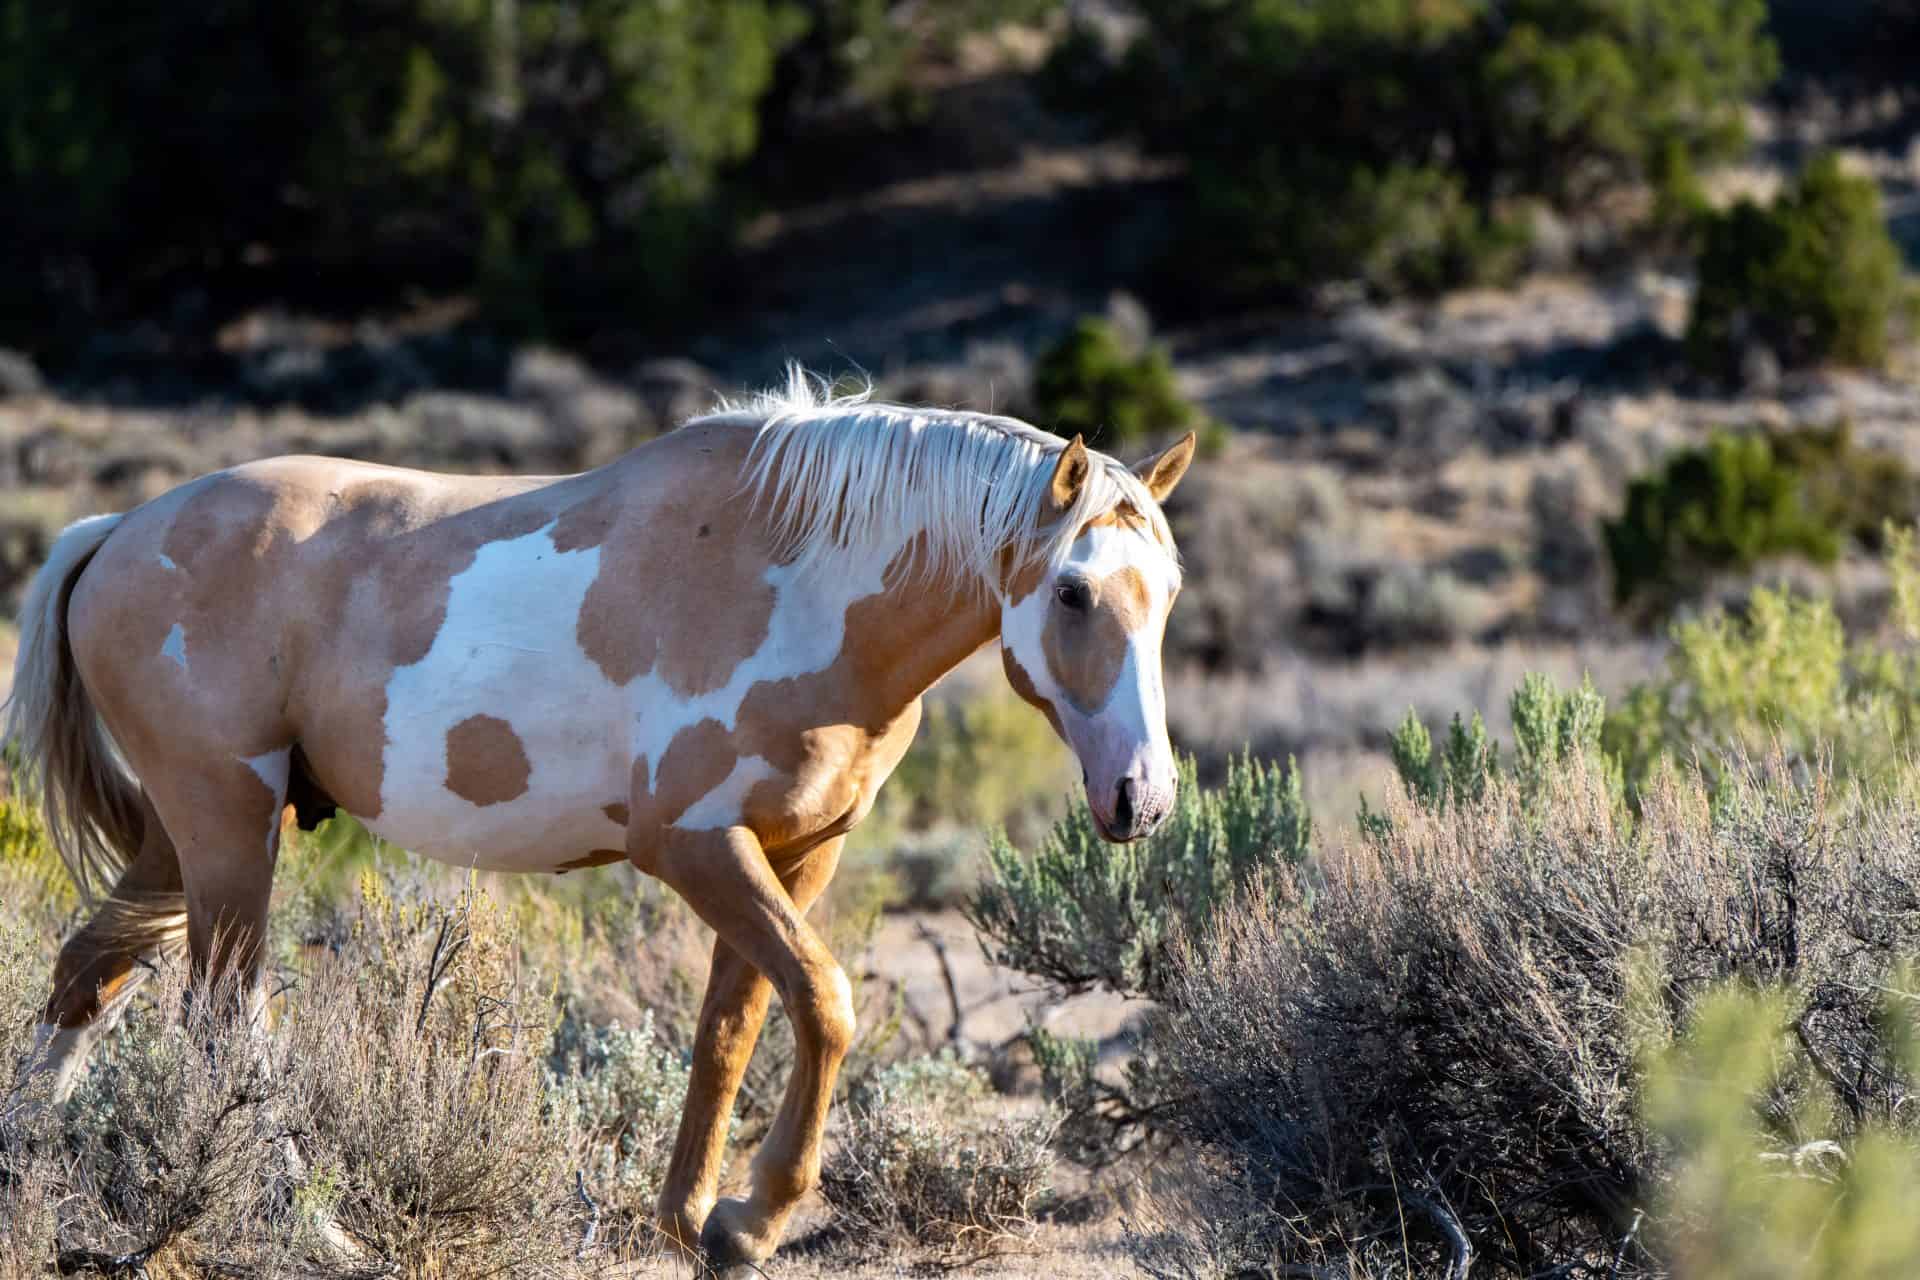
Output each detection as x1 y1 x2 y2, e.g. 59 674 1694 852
1054 581 1091 612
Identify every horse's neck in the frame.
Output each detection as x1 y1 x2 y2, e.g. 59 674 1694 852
838 571 1001 717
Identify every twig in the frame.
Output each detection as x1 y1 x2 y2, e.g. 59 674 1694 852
1609 1209 1645 1280
915 921 968 1049
1406 1191 1473 1280
573 1171 600 1261
55 1244 157 1277
416 909 470 1035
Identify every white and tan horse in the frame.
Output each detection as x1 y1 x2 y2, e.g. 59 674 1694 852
4 374 1192 1267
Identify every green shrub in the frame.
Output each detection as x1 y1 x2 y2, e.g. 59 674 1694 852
1374 671 1611 820
1602 425 1918 606
967 753 1311 1003
544 1009 696 1240
965 754 1309 1165
1604 529 1920 801
1647 981 1920 1280
1689 153 1908 374
763 0 1054 130
1063 0 1777 297
1032 317 1208 448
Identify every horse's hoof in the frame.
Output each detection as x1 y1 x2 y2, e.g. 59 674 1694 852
654 1203 709 1263
698 1197 774 1273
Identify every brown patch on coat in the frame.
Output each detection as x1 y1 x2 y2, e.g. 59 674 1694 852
443 714 532 807
111 460 561 823
551 482 622 553
576 450 777 693
629 719 738 851
603 802 630 826
285 469 556 817
1042 565 1154 714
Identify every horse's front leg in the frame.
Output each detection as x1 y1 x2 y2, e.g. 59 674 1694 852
654 835 845 1257
651 826 855 1270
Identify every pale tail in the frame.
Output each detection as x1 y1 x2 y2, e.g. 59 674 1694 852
3 514 145 903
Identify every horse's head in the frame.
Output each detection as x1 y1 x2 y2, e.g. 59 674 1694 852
999 432 1194 843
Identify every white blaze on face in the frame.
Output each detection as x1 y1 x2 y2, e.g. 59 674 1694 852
1001 521 1180 840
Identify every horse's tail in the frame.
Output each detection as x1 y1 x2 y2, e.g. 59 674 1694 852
3 513 144 903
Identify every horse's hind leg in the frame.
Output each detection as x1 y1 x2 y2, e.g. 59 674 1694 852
30 797 187 1101
142 750 291 1008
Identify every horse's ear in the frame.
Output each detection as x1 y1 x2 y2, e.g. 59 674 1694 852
1049 435 1091 512
1132 431 1196 502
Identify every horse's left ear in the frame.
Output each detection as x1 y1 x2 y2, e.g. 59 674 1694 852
1049 435 1091 512
1132 431 1196 502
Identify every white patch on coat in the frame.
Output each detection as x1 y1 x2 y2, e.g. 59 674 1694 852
242 749 291 857
161 623 188 670
678 755 780 831
158 553 179 572
370 524 628 868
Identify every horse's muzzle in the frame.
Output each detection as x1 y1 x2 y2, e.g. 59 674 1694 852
1094 776 1173 843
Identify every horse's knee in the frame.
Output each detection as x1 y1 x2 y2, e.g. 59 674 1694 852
805 964 856 1061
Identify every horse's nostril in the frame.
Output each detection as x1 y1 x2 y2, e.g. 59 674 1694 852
1114 778 1135 832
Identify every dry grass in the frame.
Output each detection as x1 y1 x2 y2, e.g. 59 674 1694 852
820 1053 1058 1263
0 822 954 1279
1140 752 1920 1278
3 874 597 1279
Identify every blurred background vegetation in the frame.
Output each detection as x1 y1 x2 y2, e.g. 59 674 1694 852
9 1 1920 1276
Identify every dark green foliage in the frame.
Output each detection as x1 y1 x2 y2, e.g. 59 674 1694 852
1063 0 1777 297
1032 318 1207 447
1688 153 1908 374
1604 425 1919 606
765 0 1054 128
0 0 806 340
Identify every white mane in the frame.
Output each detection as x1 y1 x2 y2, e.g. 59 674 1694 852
695 367 1176 594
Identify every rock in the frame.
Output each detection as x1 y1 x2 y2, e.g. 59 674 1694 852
1105 290 1153 356
511 347 647 463
17 425 86 485
0 349 45 398
403 393 561 470
1740 341 1783 395
629 358 720 433
1524 204 1578 274
1367 366 1477 461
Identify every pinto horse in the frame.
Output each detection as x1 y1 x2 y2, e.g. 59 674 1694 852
4 374 1192 1267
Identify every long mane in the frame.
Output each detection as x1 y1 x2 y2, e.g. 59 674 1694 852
692 367 1175 592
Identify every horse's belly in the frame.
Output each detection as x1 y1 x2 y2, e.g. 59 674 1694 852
361 716 630 871
355 523 633 871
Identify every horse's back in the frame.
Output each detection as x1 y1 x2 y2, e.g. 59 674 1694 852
68 427 770 869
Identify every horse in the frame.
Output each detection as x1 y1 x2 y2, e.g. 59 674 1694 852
3 371 1193 1268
